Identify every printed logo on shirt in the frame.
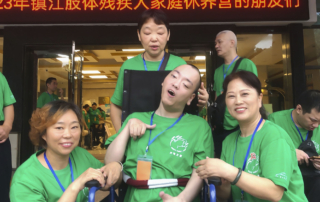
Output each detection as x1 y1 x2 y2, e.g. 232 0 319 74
246 152 260 174
312 140 320 153
170 135 189 153
81 187 89 198
275 172 287 181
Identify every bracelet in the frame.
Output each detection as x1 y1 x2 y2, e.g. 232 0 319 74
117 161 123 172
231 168 242 185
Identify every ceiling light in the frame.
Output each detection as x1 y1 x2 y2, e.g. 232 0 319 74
199 69 206 72
58 54 69 58
195 56 206 60
75 49 80 52
201 74 204 77
122 49 145 52
74 76 84 79
82 70 100 74
127 56 134 59
56 58 69 62
89 75 108 79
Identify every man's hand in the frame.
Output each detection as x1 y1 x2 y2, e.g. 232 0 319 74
0 124 11 144
296 149 309 165
100 162 122 189
127 118 156 140
197 82 209 108
159 191 186 202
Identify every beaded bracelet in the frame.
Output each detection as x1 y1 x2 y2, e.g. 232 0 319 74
231 168 242 185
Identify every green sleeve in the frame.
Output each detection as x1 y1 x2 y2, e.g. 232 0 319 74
10 182 46 202
36 94 44 108
111 64 125 106
1 73 16 106
193 123 214 168
267 113 276 123
243 59 258 76
105 114 132 147
260 138 292 190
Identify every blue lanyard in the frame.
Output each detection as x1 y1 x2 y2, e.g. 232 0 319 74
47 91 53 101
223 56 239 79
146 111 183 153
142 52 166 71
232 118 263 199
291 111 308 142
44 152 74 192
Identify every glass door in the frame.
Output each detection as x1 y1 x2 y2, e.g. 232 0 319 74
71 41 84 109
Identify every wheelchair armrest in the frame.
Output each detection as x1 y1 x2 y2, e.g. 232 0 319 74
208 177 222 186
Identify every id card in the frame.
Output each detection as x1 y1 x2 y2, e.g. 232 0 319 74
136 155 153 180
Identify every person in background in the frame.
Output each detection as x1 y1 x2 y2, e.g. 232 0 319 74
10 101 121 202
0 72 16 202
98 107 107 121
110 9 209 132
268 90 320 202
37 77 64 108
89 103 101 146
82 104 91 149
213 30 258 158
196 71 307 202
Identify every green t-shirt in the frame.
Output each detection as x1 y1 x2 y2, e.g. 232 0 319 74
199 108 207 117
105 112 214 202
82 110 90 129
111 54 186 106
101 111 106 120
89 108 101 125
0 72 16 121
36 92 59 108
213 58 258 130
221 120 307 202
268 109 320 155
10 147 104 202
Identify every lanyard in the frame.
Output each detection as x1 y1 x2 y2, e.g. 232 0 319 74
232 118 263 200
291 111 308 142
145 111 184 154
223 56 239 79
47 91 53 101
44 152 74 192
142 52 166 71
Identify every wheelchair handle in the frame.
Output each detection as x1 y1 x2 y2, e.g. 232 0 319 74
85 179 102 188
208 177 222 186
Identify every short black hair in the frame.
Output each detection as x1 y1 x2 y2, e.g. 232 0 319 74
92 102 97 106
297 90 320 114
138 9 169 33
46 77 57 87
83 104 89 109
187 64 201 94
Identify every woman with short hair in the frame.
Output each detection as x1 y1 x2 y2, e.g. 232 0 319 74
10 100 121 202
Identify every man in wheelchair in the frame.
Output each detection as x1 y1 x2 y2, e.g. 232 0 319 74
104 64 214 202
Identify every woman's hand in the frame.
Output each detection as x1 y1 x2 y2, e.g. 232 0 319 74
310 157 320 170
72 168 105 192
100 162 122 189
159 191 186 202
195 157 229 179
197 82 209 108
127 118 156 140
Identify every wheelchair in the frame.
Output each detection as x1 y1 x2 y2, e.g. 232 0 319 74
87 70 220 202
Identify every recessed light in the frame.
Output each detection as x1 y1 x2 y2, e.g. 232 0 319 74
56 58 69 62
195 56 206 60
201 74 204 77
122 49 145 52
89 75 108 79
199 69 206 72
82 70 100 74
127 56 134 59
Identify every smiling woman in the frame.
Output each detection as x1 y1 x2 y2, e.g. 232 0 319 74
9 100 122 202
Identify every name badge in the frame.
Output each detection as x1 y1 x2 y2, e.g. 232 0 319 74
136 155 153 180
